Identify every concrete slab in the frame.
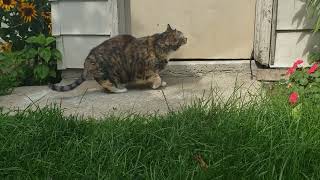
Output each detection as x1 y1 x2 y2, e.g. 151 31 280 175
0 71 261 118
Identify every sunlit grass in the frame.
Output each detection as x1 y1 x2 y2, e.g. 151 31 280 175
1 88 320 179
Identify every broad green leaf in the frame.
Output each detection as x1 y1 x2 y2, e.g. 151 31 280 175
23 48 38 59
37 34 47 46
45 37 56 46
25 36 38 44
34 64 49 80
299 78 309 86
52 49 62 61
26 34 46 46
39 47 51 63
290 70 303 82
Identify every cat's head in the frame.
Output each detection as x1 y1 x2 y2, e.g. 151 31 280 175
157 24 187 51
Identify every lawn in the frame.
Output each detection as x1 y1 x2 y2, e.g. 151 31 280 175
1 88 320 179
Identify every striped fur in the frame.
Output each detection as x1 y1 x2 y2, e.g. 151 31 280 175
49 24 187 93
49 73 86 92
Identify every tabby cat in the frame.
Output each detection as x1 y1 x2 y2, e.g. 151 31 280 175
49 24 187 93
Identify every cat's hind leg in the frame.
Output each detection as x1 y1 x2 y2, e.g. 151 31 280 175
95 78 127 93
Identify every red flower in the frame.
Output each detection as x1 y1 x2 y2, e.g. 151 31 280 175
289 92 299 105
287 67 296 75
308 63 318 74
293 59 304 68
287 59 304 76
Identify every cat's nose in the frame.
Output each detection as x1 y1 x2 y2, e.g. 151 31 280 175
183 37 187 44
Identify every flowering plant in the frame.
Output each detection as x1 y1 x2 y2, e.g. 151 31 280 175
285 58 320 105
0 0 52 51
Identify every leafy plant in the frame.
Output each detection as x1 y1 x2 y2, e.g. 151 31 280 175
306 0 320 32
0 74 18 95
0 34 62 94
0 0 51 51
22 34 62 83
0 51 26 95
284 59 320 106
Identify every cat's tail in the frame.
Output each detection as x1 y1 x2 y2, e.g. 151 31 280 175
49 70 87 92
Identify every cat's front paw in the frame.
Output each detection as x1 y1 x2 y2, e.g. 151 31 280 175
152 83 161 89
161 81 167 87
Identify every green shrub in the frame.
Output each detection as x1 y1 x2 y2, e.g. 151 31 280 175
20 34 62 84
0 34 62 94
0 0 58 94
0 74 18 95
0 50 25 94
281 58 320 121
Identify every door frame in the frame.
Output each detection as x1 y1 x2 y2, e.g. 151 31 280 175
254 0 278 66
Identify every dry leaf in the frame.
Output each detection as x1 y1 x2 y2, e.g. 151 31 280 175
194 154 208 171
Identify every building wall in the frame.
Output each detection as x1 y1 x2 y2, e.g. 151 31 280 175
130 0 256 59
272 0 320 67
51 0 118 69
52 0 257 70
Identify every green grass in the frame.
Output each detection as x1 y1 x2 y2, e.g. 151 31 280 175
1 90 320 179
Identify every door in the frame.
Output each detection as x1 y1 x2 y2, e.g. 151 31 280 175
129 0 256 59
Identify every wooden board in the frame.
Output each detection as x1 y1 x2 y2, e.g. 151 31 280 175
254 0 275 65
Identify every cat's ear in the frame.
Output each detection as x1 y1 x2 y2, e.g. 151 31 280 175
166 24 173 31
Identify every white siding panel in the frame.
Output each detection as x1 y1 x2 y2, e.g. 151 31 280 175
51 1 112 35
277 0 316 30
57 36 109 69
273 32 320 67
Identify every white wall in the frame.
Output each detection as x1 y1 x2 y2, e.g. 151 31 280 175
130 0 256 59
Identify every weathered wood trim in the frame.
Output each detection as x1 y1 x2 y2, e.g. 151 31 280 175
256 68 287 81
269 0 278 65
254 0 275 66
50 1 60 36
